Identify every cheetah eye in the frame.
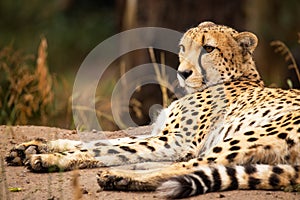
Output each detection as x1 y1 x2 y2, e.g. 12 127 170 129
179 44 185 53
203 45 215 53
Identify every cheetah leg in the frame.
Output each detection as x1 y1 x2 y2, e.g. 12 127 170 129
5 136 150 167
23 147 173 172
5 138 82 166
24 150 103 172
97 162 195 191
8 133 193 172
96 154 300 192
28 139 189 172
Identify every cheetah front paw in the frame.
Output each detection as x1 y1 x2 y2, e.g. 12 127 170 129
5 138 49 166
24 154 61 173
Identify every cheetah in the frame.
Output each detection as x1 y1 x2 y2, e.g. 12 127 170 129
6 21 300 199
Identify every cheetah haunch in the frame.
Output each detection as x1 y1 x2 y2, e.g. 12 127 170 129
6 21 300 199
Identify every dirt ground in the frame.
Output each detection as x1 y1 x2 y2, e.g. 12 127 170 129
0 125 299 200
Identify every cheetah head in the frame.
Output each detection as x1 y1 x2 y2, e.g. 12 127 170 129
177 21 263 93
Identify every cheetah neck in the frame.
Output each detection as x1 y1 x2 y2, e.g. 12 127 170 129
195 62 264 93
237 59 264 88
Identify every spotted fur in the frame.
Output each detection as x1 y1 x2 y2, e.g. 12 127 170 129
6 22 300 198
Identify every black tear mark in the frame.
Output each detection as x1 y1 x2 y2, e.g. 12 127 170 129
198 48 208 83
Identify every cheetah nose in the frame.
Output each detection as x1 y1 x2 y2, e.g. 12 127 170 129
178 70 193 79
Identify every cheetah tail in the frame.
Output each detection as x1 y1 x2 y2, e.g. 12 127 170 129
156 164 300 199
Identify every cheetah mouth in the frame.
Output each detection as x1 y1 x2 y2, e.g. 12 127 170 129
177 76 202 94
177 73 206 93
177 74 195 93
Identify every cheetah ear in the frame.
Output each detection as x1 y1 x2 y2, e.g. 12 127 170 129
198 21 215 28
235 32 258 54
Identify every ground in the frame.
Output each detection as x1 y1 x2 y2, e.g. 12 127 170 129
0 126 299 200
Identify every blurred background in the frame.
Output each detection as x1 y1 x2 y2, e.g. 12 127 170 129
0 0 299 130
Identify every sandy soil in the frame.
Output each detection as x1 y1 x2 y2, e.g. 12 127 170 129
0 125 299 200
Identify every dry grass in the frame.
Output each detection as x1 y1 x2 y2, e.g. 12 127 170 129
148 47 177 107
72 170 82 200
271 34 300 86
0 37 54 125
90 48 177 130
